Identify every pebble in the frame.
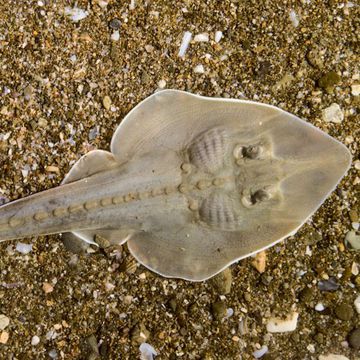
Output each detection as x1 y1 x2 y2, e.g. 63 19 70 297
48 349 58 359
299 287 314 303
322 103 344 123
354 295 360 314
111 31 120 41
109 18 121 30
194 33 209 42
194 64 205 74
251 251 266 273
318 71 341 92
158 79 166 89
348 327 360 349
178 31 192 58
0 331 9 344
15 242 33 254
344 231 360 250
31 335 40 346
335 303 354 321
214 31 223 43
0 315 9 330
266 312 299 333
131 323 150 344
289 10 299 27
315 303 325 312
319 355 349 360
103 96 112 110
253 345 268 358
43 282 54 294
139 342 157 360
351 84 360 96
64 7 88 22
318 277 339 291
209 267 232 295
211 301 227 320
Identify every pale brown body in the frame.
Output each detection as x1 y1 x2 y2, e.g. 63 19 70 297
0 90 351 281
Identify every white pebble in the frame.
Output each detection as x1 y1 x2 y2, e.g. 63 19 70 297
97 0 108 8
178 31 192 58
214 31 223 43
0 315 9 330
226 308 234 318
194 64 205 74
351 84 360 96
319 355 350 360
322 103 344 123
15 242 33 254
352 222 359 231
315 303 325 312
129 0 136 10
307 344 315 353
253 345 268 358
266 312 299 333
354 295 360 314
111 30 120 41
351 262 359 275
64 7 89 22
289 10 299 27
48 349 58 359
345 230 360 249
157 79 166 89
194 33 209 42
70 54 77 63
139 342 157 360
354 160 360 170
31 335 40 346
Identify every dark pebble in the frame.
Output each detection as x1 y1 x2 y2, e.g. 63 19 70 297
318 71 341 90
318 277 339 291
109 18 121 30
348 328 360 350
335 302 354 321
211 301 227 320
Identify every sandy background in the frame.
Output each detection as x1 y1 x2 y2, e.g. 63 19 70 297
0 0 359 359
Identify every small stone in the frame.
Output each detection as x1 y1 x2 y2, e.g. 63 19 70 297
211 301 227 320
348 327 360 349
43 282 54 294
139 343 157 360
306 48 323 69
158 79 166 89
354 295 360 314
85 334 100 356
251 251 266 273
194 33 209 42
315 303 325 312
266 312 299 333
335 303 354 321
209 267 232 295
318 277 339 291
351 84 360 96
15 242 33 254
214 31 223 43
318 71 341 92
64 7 88 22
24 85 33 101
111 31 120 41
345 231 360 250
0 315 9 330
109 18 121 30
48 349 58 359
131 323 150 344
253 345 268 358
38 118 48 127
194 64 205 74
314 332 324 344
31 335 40 346
299 287 314 303
103 96 111 110
322 103 344 123
349 209 358 223
0 331 9 344
319 355 349 360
